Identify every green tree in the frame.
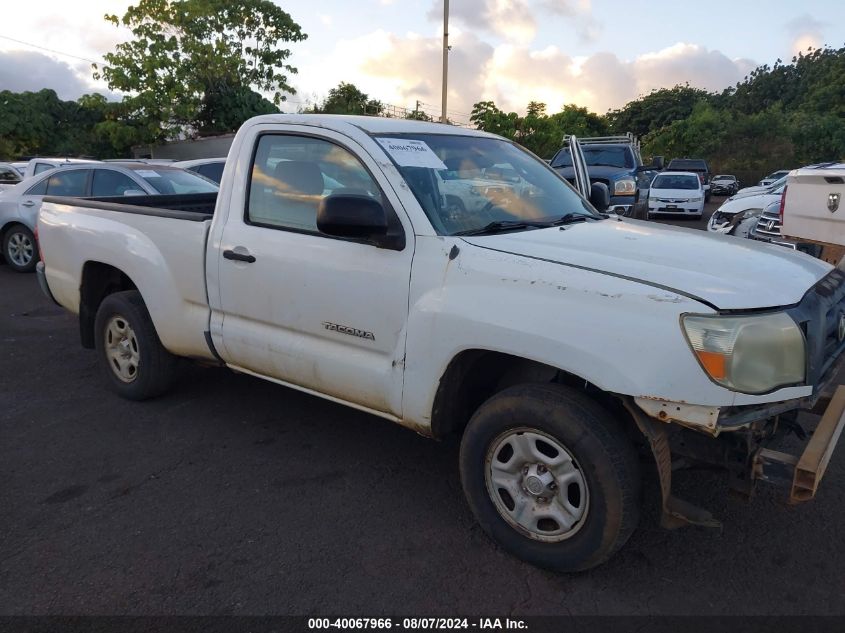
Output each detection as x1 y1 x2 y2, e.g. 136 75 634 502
607 85 714 138
526 101 546 118
309 82 383 115
405 109 433 121
196 83 279 135
470 101 608 158
94 0 306 139
0 89 154 160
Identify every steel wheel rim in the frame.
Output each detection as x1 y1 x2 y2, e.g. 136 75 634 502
7 232 33 267
104 315 140 383
485 427 589 542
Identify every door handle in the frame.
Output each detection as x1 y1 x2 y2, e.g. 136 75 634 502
223 249 256 263
21 200 35 207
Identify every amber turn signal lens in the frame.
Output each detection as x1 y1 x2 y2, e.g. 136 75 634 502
695 350 727 380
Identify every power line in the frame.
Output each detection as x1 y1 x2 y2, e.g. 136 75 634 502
0 33 101 65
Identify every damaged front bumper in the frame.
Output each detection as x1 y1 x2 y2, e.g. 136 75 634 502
625 388 845 530
753 385 845 503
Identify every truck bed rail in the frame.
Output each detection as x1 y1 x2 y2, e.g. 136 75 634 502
42 192 217 221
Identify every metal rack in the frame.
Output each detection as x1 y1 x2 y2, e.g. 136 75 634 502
561 132 640 151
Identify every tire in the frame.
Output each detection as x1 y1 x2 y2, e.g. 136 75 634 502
460 383 640 572
631 201 648 220
3 224 39 273
94 290 177 400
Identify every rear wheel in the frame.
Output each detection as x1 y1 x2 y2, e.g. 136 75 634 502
3 224 38 273
94 290 177 400
459 383 640 572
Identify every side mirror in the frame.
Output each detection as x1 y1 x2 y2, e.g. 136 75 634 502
317 194 388 239
589 182 610 212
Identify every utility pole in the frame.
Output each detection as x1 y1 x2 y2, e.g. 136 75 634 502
441 0 449 124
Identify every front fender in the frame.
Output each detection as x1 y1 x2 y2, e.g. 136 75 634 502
402 236 810 430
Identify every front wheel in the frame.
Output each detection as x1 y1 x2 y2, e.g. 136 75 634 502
3 224 39 273
94 290 177 400
459 384 640 572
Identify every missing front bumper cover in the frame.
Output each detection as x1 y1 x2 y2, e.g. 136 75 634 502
752 385 845 503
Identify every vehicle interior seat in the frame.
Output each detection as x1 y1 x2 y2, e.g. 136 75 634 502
250 160 324 231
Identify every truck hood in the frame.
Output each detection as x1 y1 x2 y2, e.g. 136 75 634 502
461 218 831 310
732 186 770 199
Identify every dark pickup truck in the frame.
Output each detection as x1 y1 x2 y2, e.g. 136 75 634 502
550 134 663 216
666 158 712 201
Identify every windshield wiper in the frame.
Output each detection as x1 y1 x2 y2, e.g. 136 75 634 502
551 212 599 225
453 220 553 236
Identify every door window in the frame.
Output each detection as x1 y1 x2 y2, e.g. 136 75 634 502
247 134 382 232
92 169 142 196
33 162 55 175
25 178 48 196
45 170 89 196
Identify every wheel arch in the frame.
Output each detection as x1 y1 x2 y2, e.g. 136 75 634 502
1 220 31 243
430 349 633 440
79 261 139 349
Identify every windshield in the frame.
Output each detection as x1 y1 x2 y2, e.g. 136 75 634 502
668 160 706 172
133 168 219 194
551 146 632 169
713 175 734 181
652 174 700 190
377 134 597 235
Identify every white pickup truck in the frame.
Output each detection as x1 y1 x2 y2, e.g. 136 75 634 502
37 114 845 572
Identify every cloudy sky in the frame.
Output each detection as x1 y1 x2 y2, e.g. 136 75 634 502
0 0 842 122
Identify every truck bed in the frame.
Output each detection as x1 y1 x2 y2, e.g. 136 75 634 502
42 192 217 220
38 193 216 361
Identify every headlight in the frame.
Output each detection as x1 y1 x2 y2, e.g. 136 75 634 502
681 313 805 393
689 196 703 202
614 178 636 195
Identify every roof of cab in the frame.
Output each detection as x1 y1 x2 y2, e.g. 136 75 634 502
245 113 495 138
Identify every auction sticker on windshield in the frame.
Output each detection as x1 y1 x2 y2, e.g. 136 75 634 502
376 138 447 170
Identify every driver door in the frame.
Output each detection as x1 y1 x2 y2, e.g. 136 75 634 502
212 129 414 417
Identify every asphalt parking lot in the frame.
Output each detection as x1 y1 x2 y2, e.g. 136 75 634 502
2 198 845 616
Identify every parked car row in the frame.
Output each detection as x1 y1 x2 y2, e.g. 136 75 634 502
707 178 786 237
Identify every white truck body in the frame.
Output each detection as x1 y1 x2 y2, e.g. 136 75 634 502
35 114 845 570
39 115 833 422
